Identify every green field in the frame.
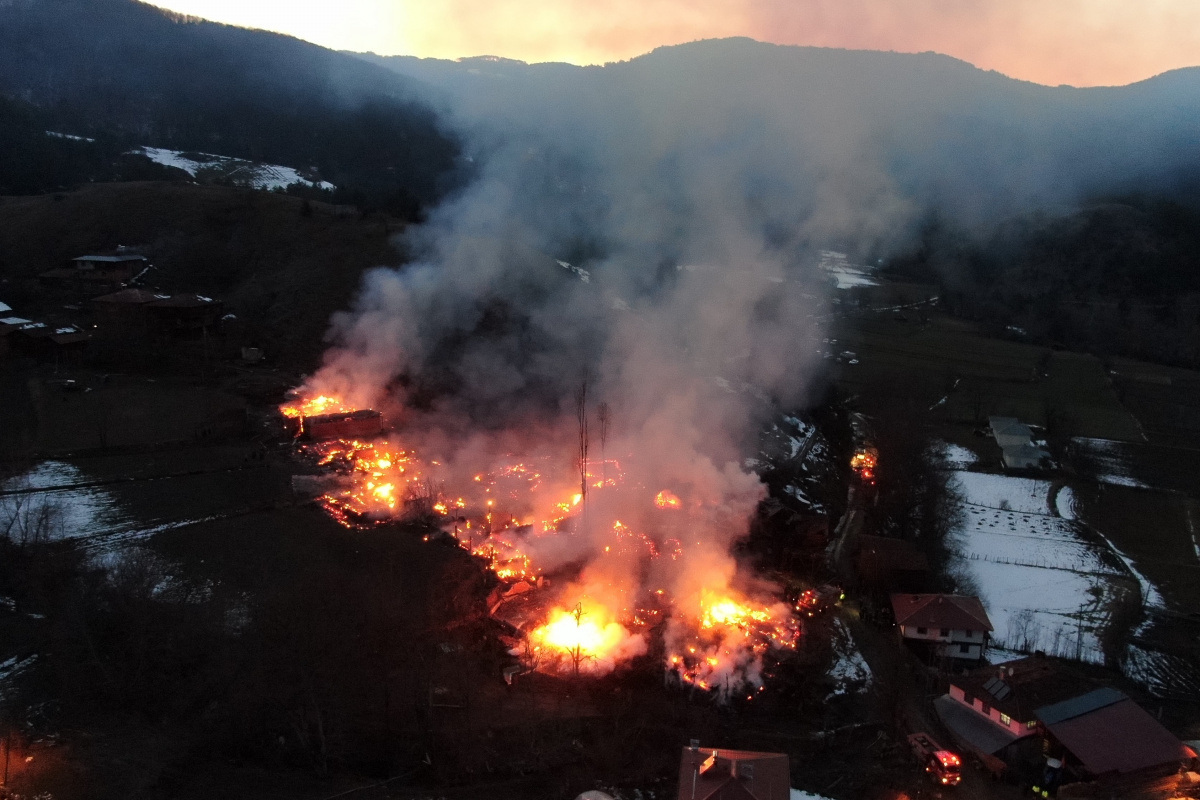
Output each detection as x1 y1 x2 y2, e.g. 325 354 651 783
1109 357 1200 450
831 313 1143 441
1075 484 1200 613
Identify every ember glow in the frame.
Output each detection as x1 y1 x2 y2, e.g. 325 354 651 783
654 489 682 509
281 393 803 697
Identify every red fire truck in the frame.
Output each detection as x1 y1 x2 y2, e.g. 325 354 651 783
907 732 962 786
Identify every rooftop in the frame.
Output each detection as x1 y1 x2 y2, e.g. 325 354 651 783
678 747 790 800
73 254 147 263
951 656 1103 723
935 694 1021 755
891 593 993 632
148 293 219 308
989 416 1034 440
1036 689 1194 776
92 288 163 305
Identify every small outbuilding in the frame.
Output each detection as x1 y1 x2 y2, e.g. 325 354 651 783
678 745 790 800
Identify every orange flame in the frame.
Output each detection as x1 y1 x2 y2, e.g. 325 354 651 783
654 489 682 509
280 391 799 691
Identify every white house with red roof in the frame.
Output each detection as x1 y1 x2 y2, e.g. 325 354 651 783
890 593 993 662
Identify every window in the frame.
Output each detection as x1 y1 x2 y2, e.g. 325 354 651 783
981 703 991 716
917 627 927 635
940 628 950 637
959 643 971 654
1000 713 1012 726
963 693 973 706
1026 720 1038 730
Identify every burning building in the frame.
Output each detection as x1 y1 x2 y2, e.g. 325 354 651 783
270 47 866 697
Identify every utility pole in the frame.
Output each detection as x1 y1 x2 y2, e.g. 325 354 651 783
597 401 610 489
575 378 589 530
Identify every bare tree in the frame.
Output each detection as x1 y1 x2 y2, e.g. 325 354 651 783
0 490 62 549
567 602 594 677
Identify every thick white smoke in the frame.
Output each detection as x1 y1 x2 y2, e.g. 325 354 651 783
298 46 916 690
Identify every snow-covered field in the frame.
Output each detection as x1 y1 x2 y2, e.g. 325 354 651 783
949 471 1134 663
954 471 1053 514
818 250 878 289
0 461 213 553
134 146 335 191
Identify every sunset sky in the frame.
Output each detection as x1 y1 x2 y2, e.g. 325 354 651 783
144 0 1200 87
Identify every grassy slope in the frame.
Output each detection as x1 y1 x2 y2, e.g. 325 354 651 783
0 182 404 368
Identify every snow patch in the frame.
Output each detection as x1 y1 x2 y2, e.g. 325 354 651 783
938 442 978 469
1 460 127 542
825 618 872 699
46 130 95 143
818 250 878 289
555 259 591 283
1054 487 1076 521
134 146 335 191
953 471 1052 514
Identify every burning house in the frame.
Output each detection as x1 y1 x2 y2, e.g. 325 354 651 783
302 409 384 441
265 44 849 699
277 390 805 695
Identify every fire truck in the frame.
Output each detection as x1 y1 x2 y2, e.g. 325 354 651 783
907 732 962 786
849 445 878 485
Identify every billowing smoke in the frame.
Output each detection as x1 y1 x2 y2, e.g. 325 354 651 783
294 45 919 692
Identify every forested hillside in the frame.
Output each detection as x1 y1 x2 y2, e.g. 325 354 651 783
887 196 1200 367
0 0 461 215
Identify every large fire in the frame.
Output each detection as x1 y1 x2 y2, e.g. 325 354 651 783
280 394 802 697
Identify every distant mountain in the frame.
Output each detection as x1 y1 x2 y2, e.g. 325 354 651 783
363 38 1200 219
0 0 461 214
358 39 1200 368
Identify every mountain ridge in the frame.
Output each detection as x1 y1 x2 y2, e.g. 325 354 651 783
0 0 461 213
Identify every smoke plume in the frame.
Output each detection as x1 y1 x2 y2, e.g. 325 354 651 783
297 45 918 690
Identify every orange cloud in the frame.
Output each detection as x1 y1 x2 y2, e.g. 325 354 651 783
146 0 1200 87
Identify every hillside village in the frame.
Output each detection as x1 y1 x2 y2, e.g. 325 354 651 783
2 2 1200 798
1 239 1198 800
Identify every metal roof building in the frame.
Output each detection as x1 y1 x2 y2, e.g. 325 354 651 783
1036 688 1195 778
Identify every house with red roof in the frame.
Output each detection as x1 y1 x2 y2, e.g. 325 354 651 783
890 593 993 662
1036 687 1196 793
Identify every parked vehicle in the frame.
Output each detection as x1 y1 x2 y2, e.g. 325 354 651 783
908 732 962 786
